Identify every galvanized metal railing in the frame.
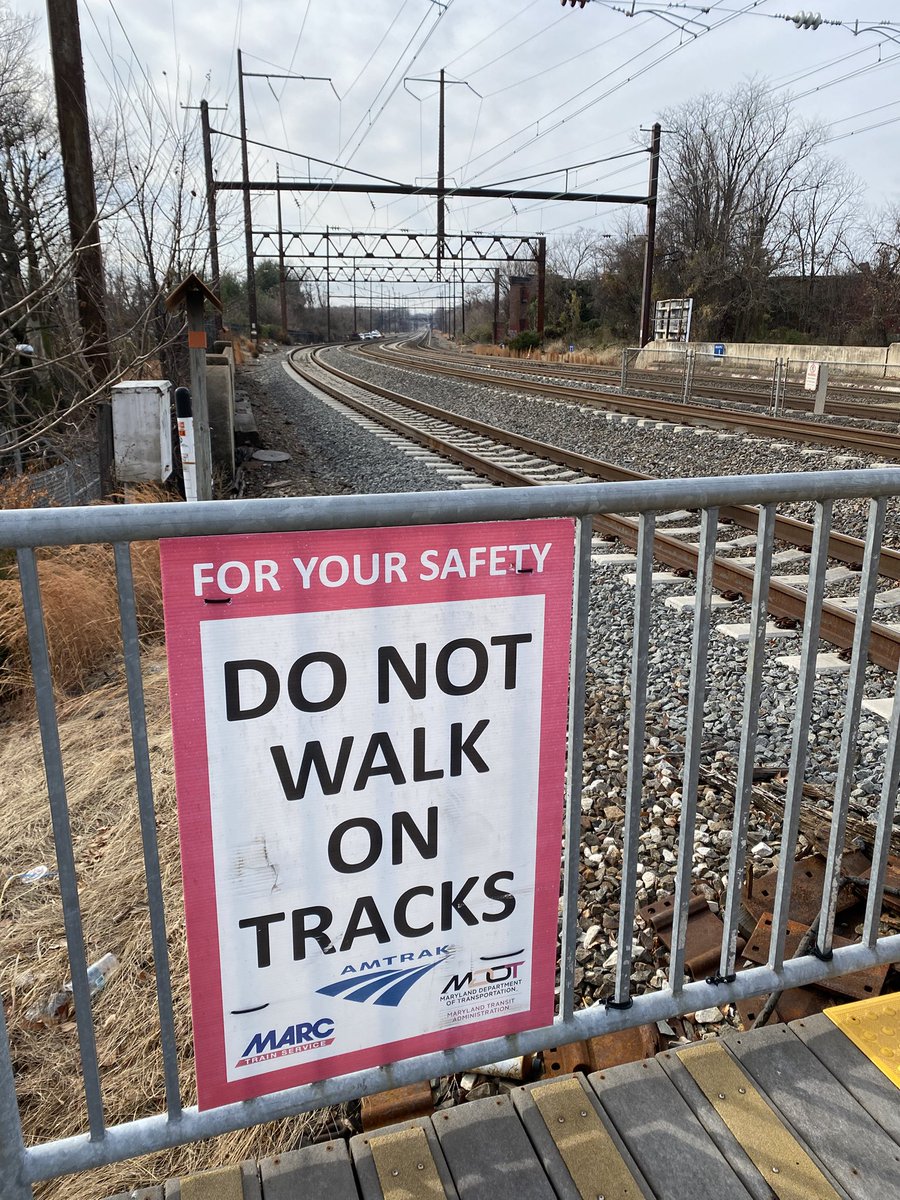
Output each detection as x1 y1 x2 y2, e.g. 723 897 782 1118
2 470 900 1197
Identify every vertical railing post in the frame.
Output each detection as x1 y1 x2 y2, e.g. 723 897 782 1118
0 997 32 1199
559 517 594 1022
614 512 656 1007
769 501 833 970
669 507 718 993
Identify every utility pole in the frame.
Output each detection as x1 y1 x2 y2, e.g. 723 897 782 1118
460 239 466 337
537 236 546 342
237 50 259 347
276 164 288 341
46 0 114 494
437 68 445 282
183 99 228 336
352 268 357 335
493 268 501 344
639 122 661 349
325 225 331 341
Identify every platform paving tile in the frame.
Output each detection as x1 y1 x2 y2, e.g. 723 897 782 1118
104 1021 900 1200
722 1023 900 1200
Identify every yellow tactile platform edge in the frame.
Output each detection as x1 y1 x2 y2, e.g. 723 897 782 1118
824 992 900 1088
369 1124 446 1199
677 1041 841 1200
179 1163 245 1200
531 1076 640 1199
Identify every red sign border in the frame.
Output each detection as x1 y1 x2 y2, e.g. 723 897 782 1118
161 518 576 1108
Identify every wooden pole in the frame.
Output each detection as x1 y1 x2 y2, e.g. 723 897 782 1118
46 0 114 496
639 123 661 348
186 291 213 500
537 236 546 342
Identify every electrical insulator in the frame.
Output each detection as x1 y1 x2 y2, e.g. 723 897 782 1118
560 0 589 8
792 10 822 29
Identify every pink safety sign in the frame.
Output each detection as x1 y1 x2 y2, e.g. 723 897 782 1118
160 519 575 1108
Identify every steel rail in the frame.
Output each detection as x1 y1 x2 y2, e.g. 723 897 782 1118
290 348 900 670
301 348 900 580
387 339 900 417
390 343 900 421
363 342 900 457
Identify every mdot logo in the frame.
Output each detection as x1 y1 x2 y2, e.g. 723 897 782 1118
236 1017 335 1068
441 957 525 994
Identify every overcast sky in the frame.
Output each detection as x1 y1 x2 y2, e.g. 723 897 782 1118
15 1 900 303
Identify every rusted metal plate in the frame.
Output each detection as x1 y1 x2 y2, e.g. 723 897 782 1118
542 1042 596 1079
639 892 739 980
586 1024 660 1071
742 851 871 928
860 854 900 915
742 913 889 1000
361 1081 435 1131
541 1026 659 1080
736 986 837 1029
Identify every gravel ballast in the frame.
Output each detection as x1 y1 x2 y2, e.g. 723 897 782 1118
236 345 899 1014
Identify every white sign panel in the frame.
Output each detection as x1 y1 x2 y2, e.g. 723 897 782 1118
161 520 575 1107
804 361 821 392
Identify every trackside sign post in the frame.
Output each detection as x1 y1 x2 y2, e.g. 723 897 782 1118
160 519 575 1108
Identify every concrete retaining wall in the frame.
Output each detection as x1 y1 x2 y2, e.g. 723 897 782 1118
206 349 235 480
636 340 900 380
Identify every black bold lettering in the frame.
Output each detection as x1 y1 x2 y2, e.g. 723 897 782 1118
340 896 391 951
394 885 435 938
224 660 279 721
287 652 347 712
270 738 353 800
377 643 426 703
490 633 533 689
441 877 480 929
450 719 490 775
392 806 438 865
436 638 489 696
292 906 336 960
353 731 406 790
482 870 516 922
328 816 383 873
238 912 285 968
412 726 444 781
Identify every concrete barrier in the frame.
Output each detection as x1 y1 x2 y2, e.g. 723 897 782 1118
206 351 235 480
636 340 896 381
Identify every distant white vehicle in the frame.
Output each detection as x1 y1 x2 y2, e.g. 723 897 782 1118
361 329 382 340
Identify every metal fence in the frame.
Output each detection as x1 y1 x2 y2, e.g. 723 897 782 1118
2 471 900 1197
1 451 101 507
628 345 900 402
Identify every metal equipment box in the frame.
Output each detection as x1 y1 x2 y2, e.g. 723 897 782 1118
111 380 173 482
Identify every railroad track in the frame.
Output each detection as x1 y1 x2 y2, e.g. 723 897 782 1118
400 337 900 420
287 345 900 672
364 340 900 449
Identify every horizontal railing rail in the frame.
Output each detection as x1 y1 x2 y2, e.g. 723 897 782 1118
1 470 900 1197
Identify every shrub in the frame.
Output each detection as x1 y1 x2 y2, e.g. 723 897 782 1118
509 329 541 352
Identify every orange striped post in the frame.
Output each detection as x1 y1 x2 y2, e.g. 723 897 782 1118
166 274 222 501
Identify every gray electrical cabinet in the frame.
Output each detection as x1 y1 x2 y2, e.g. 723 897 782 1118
111 380 173 482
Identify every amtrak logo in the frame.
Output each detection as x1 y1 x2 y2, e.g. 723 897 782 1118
316 957 447 1008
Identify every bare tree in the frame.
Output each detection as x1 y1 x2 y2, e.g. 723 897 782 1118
658 80 827 340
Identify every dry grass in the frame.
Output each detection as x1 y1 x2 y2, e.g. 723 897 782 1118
0 471 52 513
472 343 622 366
1 649 339 1200
0 485 171 703
0 483 342 1195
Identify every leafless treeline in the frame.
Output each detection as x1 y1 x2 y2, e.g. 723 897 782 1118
0 5 220 463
